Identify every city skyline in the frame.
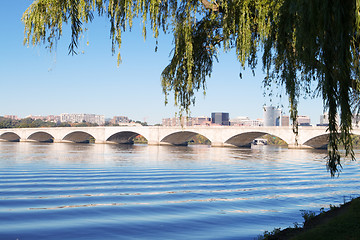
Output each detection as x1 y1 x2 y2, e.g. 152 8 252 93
2 110 315 127
1 1 324 125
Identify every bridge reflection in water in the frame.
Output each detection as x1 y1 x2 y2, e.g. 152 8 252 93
0 126 358 149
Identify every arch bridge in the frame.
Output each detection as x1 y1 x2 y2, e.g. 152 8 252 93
0 126 358 149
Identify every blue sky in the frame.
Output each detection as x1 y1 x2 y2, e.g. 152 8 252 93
0 1 324 124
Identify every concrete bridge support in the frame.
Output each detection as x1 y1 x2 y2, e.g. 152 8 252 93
211 142 225 147
211 142 249 148
287 144 317 149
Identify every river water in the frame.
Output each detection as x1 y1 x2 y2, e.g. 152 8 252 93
0 142 359 240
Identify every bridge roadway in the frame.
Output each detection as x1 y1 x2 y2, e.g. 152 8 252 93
1 125 359 149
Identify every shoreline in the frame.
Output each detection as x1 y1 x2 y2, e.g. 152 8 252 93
258 196 360 239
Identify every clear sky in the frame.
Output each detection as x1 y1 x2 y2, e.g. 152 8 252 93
0 1 324 125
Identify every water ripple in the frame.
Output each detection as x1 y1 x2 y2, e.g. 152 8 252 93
0 143 359 240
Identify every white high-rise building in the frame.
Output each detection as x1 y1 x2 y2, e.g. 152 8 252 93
263 106 281 126
320 113 329 125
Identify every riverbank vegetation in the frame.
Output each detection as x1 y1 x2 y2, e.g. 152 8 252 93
0 117 98 128
261 134 287 146
133 135 148 144
258 196 360 240
188 135 211 145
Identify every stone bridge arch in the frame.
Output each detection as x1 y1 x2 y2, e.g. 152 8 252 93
225 131 288 147
106 131 147 144
302 134 329 149
160 131 211 146
63 131 95 143
0 132 20 142
301 133 360 149
27 131 54 142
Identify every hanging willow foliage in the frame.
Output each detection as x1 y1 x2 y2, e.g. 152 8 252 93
23 0 360 176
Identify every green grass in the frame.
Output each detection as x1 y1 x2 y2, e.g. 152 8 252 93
291 198 360 240
258 197 360 240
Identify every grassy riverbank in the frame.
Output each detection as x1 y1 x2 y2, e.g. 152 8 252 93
258 196 360 240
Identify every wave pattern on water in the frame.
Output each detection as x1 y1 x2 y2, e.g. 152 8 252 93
0 142 359 240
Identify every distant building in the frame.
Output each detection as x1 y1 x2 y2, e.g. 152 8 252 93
192 116 211 126
353 115 360 127
162 118 173 126
230 117 263 126
111 116 130 125
26 115 47 121
281 116 290 126
297 115 311 126
263 106 281 126
3 115 19 120
162 116 212 127
46 115 61 123
250 119 264 127
318 112 342 126
162 116 193 127
211 112 230 126
318 112 360 127
60 113 105 125
319 113 329 126
230 116 248 126
10 115 60 123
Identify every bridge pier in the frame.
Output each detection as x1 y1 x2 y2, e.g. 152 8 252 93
287 144 314 149
147 140 161 146
159 142 182 146
211 142 245 148
211 142 224 147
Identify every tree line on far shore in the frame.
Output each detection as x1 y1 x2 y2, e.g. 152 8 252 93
0 117 149 129
0 117 98 128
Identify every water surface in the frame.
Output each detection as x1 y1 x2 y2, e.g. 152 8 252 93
0 142 359 239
